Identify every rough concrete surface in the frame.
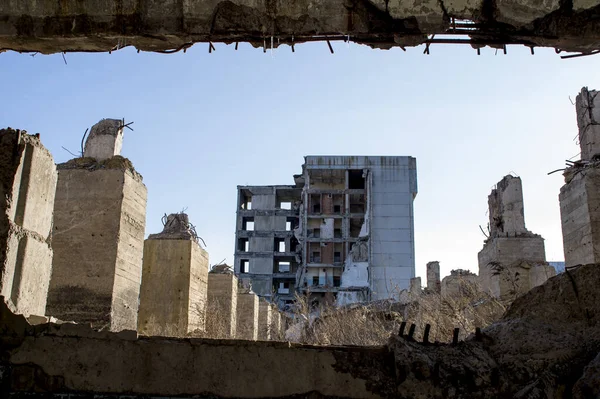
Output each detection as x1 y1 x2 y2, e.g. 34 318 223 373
236 291 259 340
47 160 146 331
0 129 57 317
83 118 124 161
2 0 600 54
2 264 600 398
138 238 208 336
207 272 238 338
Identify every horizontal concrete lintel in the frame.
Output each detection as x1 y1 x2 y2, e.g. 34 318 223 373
2 1 600 54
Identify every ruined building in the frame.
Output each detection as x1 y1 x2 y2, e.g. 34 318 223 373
0 129 57 317
234 156 418 308
478 175 555 299
46 119 147 331
560 87 600 267
138 213 209 336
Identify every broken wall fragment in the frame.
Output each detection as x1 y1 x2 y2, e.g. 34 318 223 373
0 129 57 316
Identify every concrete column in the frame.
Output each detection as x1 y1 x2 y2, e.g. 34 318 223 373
206 272 238 338
270 306 281 341
257 300 272 340
138 213 209 337
478 175 547 299
426 261 441 293
0 129 57 316
560 89 600 267
236 292 258 340
409 277 421 299
47 121 146 331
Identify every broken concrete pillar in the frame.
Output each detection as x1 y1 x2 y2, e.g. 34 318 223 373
576 87 600 161
0 129 57 316
46 152 147 331
409 277 421 299
441 270 479 298
426 261 441 293
138 213 208 337
206 267 238 339
83 119 124 161
270 306 282 341
560 87 600 267
236 291 258 341
478 175 548 300
257 300 272 340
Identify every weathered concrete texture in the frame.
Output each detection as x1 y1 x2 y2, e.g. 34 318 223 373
2 264 600 398
2 0 600 53
236 291 258 340
0 129 57 317
138 229 209 337
206 272 238 339
47 158 146 331
576 87 600 161
560 89 600 267
270 306 282 340
257 299 272 340
425 261 440 293
83 119 124 161
560 167 600 266
478 175 550 300
441 269 479 297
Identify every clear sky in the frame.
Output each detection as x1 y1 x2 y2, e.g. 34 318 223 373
1 41 598 281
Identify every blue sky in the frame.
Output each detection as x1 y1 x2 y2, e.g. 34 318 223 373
1 41 598 280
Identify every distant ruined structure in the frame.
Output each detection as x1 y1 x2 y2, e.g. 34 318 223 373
478 175 555 300
234 156 418 309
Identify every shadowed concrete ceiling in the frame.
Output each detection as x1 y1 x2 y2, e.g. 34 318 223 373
1 0 600 56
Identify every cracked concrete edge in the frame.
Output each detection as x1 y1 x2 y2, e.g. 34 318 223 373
0 0 600 53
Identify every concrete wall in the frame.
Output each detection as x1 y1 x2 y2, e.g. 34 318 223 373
560 165 600 266
47 165 146 331
487 176 528 237
138 239 208 336
258 300 272 340
478 236 546 296
206 273 238 338
236 292 258 340
0 130 57 316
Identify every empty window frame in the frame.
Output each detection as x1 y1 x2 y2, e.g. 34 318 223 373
349 194 366 214
277 261 291 272
348 169 365 189
286 217 298 231
312 276 319 286
350 218 365 238
310 194 321 214
274 237 286 252
279 201 292 210
242 217 255 231
238 238 249 252
240 259 249 273
240 192 252 210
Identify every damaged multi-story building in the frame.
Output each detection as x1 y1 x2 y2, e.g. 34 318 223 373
234 156 418 308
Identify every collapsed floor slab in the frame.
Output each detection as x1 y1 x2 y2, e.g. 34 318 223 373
2 0 600 53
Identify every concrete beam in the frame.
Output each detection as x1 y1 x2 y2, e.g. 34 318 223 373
1 0 600 54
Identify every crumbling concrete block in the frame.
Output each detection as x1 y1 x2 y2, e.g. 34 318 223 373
576 87 600 161
258 300 272 340
46 156 146 331
206 270 238 339
83 119 124 161
138 213 209 337
560 87 600 267
426 261 440 293
409 277 421 299
236 291 258 340
478 175 549 300
441 269 479 297
0 129 57 317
